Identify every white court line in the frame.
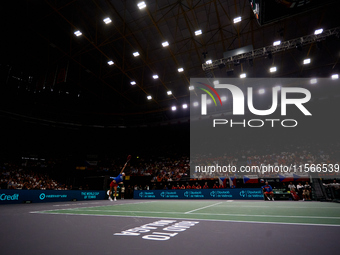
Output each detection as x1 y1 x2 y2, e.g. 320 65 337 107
184 202 223 214
30 201 157 214
53 202 103 207
217 205 340 209
55 209 340 220
29 212 340 227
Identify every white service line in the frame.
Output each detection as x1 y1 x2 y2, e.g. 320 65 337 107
184 202 223 214
53 202 102 207
29 212 340 227
58 209 340 219
30 201 157 214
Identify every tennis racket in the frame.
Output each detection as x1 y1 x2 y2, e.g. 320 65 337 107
125 155 132 164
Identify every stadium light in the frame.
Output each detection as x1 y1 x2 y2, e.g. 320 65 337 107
195 30 202 36
74 30 82 36
240 73 246 78
138 2 146 9
178 68 184 72
153 74 159 79
167 91 172 95
213 80 219 85
303 58 311 65
147 95 152 100
274 85 281 91
162 41 169 47
270 67 277 73
193 102 199 107
171 106 177 111
133 52 140 57
259 88 265 94
130 81 136 85
273 40 281 46
314 28 323 35
221 96 227 102
107 60 114 65
182 104 188 109
233 17 241 23
189 85 194 91
103 17 112 24
206 60 212 64
207 99 212 104
332 74 339 80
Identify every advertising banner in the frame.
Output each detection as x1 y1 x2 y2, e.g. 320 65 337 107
0 190 106 204
134 188 263 200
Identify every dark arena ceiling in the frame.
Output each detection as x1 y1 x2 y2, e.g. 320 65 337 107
1 0 340 128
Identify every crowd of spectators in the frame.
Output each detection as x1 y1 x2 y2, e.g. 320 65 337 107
192 142 340 179
1 141 339 190
0 164 66 190
0 158 90 190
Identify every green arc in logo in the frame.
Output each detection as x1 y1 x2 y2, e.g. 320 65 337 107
198 87 217 106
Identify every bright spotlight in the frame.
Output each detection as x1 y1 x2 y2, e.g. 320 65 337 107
303 58 311 65
74 30 82 36
314 28 323 35
273 40 281 46
103 17 112 24
233 17 241 23
138 2 146 9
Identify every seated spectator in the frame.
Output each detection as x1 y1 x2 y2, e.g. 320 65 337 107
304 182 311 189
180 184 185 189
281 182 288 192
203 182 209 189
186 183 191 189
213 183 218 189
196 183 202 189
296 182 304 199
302 187 311 201
288 182 296 191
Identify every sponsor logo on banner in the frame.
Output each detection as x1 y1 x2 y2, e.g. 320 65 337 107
39 192 67 200
0 193 19 201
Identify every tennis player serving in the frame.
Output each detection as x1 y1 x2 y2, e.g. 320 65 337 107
109 155 131 201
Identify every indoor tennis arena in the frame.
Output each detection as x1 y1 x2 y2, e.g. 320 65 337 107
1 1 340 255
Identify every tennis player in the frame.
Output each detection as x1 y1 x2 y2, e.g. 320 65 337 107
262 182 274 201
109 163 127 201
